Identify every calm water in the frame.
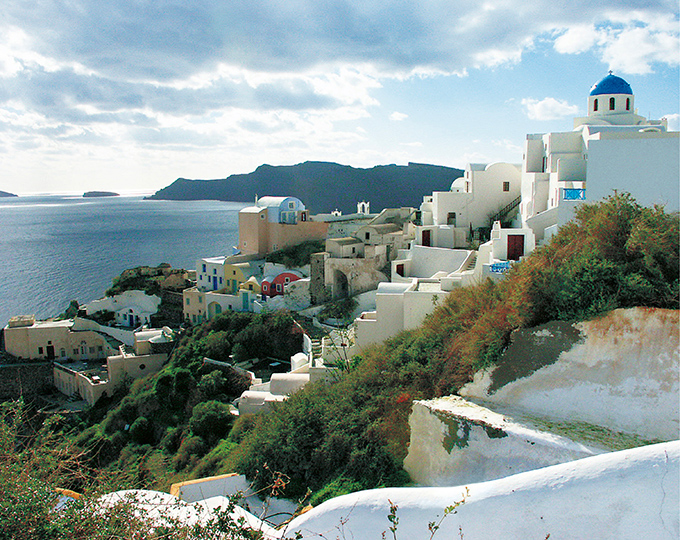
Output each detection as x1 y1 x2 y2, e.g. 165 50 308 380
0 195 246 326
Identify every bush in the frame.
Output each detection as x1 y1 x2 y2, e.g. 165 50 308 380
188 401 234 445
129 417 154 445
160 426 183 453
308 476 366 506
319 297 358 322
199 331 233 362
173 435 207 471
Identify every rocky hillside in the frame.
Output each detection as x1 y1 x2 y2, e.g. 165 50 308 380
146 161 463 214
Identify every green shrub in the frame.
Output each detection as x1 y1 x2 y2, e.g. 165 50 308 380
173 435 207 471
188 401 234 445
319 297 358 322
308 476 366 506
129 417 153 445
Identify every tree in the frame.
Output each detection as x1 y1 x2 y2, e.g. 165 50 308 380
188 401 234 445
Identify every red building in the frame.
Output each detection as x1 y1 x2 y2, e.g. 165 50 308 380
261 271 303 298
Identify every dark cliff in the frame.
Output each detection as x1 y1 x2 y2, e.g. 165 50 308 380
146 161 463 214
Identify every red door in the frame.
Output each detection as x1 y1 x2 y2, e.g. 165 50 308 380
422 229 431 247
507 235 524 261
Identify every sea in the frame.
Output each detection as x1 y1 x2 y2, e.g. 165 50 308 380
0 195 246 327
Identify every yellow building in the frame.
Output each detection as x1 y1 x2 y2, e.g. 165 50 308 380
4 316 117 361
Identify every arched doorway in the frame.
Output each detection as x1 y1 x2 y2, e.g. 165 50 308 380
208 301 222 319
333 270 349 299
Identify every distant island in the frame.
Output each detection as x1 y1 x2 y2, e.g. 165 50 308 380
83 191 119 198
0 190 18 198
146 161 463 214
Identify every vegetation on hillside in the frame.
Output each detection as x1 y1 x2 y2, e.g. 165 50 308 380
222 194 679 500
4 194 677 520
265 240 325 268
66 311 303 491
105 264 188 297
0 401 284 539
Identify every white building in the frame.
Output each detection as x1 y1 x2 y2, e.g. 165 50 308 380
85 290 161 328
353 280 449 350
353 73 677 353
521 72 679 242
417 162 522 249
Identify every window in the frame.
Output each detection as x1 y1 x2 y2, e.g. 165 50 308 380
198 296 203 303
233 270 236 275
365 232 370 240
73 349 78 355
219 277 223 284
202 264 206 272
89 347 95 354
213 269 217 274
276 283 282 292
192 314 197 323
301 212 307 222
626 98 630 111
447 212 456 225
284 277 290 284
352 247 356 254
503 181 510 192
139 364 146 370
60 349 66 358
609 97 615 110
38 347 44 355
260 214 265 219
186 298 190 305
288 201 295 209
98 346 103 352
593 98 598 111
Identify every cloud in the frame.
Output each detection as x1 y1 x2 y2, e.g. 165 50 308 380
664 113 679 131
553 12 679 74
522 97 579 120
598 20 680 74
492 139 524 156
554 25 599 54
2 1 676 82
0 0 677 193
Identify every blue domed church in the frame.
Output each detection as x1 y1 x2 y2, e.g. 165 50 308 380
520 73 678 242
574 72 649 127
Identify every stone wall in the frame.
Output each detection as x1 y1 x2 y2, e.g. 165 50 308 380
309 252 329 305
0 362 54 401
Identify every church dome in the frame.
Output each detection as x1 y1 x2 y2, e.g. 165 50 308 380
589 73 633 96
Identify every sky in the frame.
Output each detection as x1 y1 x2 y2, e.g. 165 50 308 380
0 1 678 195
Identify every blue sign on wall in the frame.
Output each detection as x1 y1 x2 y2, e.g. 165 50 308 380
490 261 511 274
564 188 586 201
